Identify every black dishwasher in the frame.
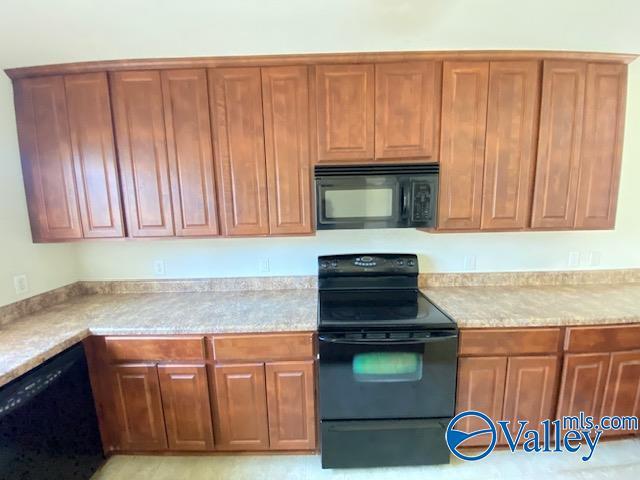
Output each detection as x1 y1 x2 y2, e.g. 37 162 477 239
0 343 104 479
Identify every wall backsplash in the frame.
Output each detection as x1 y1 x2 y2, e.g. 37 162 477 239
75 226 640 281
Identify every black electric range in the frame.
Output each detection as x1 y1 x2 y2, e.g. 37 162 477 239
317 253 458 469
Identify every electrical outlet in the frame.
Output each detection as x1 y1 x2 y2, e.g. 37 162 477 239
259 259 270 273
568 251 580 268
463 255 477 271
13 274 28 295
153 260 166 276
588 251 602 267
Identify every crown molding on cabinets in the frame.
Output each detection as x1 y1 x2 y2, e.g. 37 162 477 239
4 50 637 80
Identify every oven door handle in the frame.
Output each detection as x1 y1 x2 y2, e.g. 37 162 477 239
318 333 457 345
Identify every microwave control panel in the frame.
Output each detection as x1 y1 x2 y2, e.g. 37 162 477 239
410 181 433 222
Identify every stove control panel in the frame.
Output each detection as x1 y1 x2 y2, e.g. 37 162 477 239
318 253 419 276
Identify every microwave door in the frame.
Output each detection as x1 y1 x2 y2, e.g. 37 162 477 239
317 177 402 229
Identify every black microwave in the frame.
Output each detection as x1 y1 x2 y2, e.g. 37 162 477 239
315 164 438 230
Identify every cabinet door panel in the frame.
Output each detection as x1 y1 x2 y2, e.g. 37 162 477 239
601 350 640 436
481 61 540 230
111 71 174 237
315 64 374 162
531 61 586 229
261 66 313 235
64 73 124 238
575 63 627 229
375 61 441 160
14 76 82 241
265 360 316 450
438 61 489 230
112 364 167 451
455 357 507 446
209 68 269 235
161 69 219 236
212 363 269 450
158 364 214 450
502 356 559 444
556 353 610 424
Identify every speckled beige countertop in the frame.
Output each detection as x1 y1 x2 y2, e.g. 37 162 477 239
422 283 640 328
1 279 640 389
0 289 317 388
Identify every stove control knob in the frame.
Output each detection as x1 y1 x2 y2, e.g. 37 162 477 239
320 261 330 269
407 259 416 267
396 259 405 266
331 261 338 268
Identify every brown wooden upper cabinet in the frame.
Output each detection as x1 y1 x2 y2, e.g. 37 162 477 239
574 63 627 229
439 61 540 231
375 61 441 160
110 71 175 237
161 69 220 236
12 52 631 241
314 64 375 163
112 69 221 238
261 66 313 235
481 61 540 230
532 61 627 230
14 73 124 241
210 66 313 236
314 62 440 163
209 68 269 236
438 61 489 230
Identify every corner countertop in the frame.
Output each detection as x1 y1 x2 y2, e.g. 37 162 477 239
0 289 317 388
1 281 640 389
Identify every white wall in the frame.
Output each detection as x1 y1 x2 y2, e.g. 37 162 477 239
1 0 640 290
0 72 78 306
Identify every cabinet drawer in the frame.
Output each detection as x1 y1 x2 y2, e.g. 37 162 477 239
565 325 640 353
211 333 314 361
459 328 562 356
105 336 206 362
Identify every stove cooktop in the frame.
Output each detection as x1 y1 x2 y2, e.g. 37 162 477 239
318 288 456 331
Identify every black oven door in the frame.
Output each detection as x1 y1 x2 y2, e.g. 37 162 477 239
316 175 402 229
318 331 457 420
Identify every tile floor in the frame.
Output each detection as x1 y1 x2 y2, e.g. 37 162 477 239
92 437 640 480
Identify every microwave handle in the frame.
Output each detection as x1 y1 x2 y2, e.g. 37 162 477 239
400 182 410 218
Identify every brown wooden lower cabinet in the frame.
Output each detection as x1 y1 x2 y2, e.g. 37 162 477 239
501 355 560 444
88 334 317 454
456 356 507 446
456 328 563 447
112 364 168 451
265 360 316 450
212 360 317 451
556 353 610 425
600 350 640 436
456 355 559 446
557 344 640 437
212 363 270 450
158 364 215 450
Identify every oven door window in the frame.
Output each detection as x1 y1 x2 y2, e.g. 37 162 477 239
353 352 423 382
